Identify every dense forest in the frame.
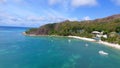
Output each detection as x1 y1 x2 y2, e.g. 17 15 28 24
25 14 120 44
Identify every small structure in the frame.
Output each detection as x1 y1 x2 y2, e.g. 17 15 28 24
92 31 107 41
102 35 108 38
92 31 101 34
92 31 101 41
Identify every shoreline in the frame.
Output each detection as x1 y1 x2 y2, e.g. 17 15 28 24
68 36 96 42
22 32 65 37
68 36 120 49
23 32 120 49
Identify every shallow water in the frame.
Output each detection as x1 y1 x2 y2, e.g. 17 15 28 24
0 27 120 68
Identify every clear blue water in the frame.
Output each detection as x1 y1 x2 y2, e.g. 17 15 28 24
0 26 120 68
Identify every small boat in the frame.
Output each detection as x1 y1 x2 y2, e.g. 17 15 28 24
99 50 108 55
85 43 88 47
68 39 71 43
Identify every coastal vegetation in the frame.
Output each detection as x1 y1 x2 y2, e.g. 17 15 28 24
25 14 120 44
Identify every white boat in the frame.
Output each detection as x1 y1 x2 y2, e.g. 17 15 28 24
68 39 71 43
99 50 108 55
85 43 88 47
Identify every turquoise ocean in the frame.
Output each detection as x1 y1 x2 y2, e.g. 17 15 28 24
0 26 120 68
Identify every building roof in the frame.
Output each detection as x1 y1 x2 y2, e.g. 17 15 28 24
92 31 100 34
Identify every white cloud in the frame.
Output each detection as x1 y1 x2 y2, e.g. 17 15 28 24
13 0 27 4
43 8 68 22
67 17 78 21
0 0 26 4
0 0 6 3
48 0 98 8
49 0 61 5
83 16 91 20
48 0 69 10
71 0 98 7
13 0 22 2
112 0 120 5
27 16 45 21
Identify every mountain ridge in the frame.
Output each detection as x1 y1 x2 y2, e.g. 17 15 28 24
25 14 120 35
25 14 120 44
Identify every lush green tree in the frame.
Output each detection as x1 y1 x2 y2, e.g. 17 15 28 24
115 26 120 33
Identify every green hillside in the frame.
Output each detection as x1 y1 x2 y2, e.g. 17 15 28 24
25 14 120 44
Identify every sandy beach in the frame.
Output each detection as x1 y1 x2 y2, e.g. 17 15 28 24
68 36 96 42
68 36 120 49
98 41 120 49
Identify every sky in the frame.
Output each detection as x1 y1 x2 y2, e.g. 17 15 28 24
0 0 120 27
